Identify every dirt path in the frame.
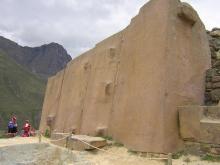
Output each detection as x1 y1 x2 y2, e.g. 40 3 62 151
0 137 39 147
0 137 219 165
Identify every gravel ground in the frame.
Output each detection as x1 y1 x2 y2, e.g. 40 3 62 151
0 137 219 165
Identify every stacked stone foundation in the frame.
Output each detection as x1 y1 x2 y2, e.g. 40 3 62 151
179 106 220 155
205 29 220 105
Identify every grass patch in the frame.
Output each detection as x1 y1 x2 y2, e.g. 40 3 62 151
128 149 139 155
172 150 187 159
0 130 5 138
183 157 191 163
201 154 220 162
113 142 124 147
102 136 113 141
44 128 51 138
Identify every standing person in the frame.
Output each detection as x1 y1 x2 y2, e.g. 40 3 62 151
12 116 18 135
22 120 31 137
8 120 14 134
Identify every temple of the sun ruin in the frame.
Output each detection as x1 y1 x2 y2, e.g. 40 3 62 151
40 0 212 153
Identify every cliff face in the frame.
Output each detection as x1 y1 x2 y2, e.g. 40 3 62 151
0 36 72 79
40 0 211 153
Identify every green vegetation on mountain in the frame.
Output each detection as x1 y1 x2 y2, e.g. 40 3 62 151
0 36 72 79
0 51 46 131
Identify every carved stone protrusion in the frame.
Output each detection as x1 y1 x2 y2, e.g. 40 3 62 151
178 2 198 26
71 127 77 134
105 82 113 96
46 115 56 128
95 127 108 137
83 62 91 71
109 48 116 59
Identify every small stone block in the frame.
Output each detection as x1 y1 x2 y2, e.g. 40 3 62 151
200 119 220 144
212 76 220 82
178 106 202 141
50 132 70 147
67 135 107 151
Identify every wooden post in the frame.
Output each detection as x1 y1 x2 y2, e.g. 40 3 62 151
65 133 72 148
167 153 172 165
38 131 42 143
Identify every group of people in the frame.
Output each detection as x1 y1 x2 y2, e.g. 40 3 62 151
7 116 32 137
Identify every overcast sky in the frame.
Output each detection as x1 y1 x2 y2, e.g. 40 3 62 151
0 0 219 58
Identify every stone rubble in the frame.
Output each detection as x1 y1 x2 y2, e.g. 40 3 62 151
205 29 220 105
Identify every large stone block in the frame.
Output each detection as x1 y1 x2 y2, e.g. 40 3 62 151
178 106 202 141
40 0 211 153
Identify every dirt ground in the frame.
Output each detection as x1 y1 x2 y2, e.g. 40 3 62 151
0 137 219 165
0 136 43 147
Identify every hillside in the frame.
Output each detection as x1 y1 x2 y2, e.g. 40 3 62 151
0 36 72 79
0 51 46 130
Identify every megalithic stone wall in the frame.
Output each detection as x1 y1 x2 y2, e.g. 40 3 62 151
40 0 211 153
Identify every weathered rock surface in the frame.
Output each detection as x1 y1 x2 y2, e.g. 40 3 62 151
178 106 202 141
179 106 220 145
0 143 74 165
50 132 70 147
205 29 220 105
183 142 220 156
0 36 72 78
67 135 107 151
40 0 211 153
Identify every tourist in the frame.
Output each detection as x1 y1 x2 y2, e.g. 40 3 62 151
8 120 14 134
7 116 17 137
12 116 18 135
22 120 31 137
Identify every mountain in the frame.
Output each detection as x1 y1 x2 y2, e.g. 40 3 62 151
0 36 72 79
0 51 46 130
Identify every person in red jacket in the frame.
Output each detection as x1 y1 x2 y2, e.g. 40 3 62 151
22 120 31 137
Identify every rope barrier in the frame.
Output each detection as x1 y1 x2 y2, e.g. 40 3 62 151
38 132 171 163
76 137 167 160
74 137 171 164
37 132 70 142
49 135 70 142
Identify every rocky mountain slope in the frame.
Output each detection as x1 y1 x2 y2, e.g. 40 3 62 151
0 51 46 130
0 36 72 79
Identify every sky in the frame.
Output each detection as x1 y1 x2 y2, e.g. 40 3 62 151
0 0 219 58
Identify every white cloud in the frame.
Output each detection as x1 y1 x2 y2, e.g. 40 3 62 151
0 0 219 58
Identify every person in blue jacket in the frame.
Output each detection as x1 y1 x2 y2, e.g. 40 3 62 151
8 120 14 133
7 116 18 136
